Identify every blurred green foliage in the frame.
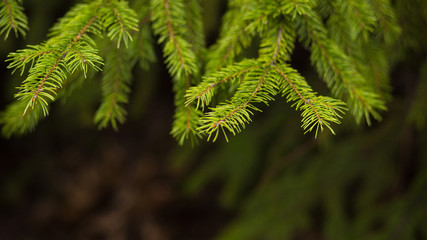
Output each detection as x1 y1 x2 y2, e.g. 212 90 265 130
178 0 427 239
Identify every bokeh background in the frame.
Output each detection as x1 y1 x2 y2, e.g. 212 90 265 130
1 0 426 239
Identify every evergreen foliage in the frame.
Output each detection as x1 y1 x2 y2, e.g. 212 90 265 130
1 0 138 137
0 0 402 144
182 0 427 239
0 1 426 239
184 105 427 240
94 40 136 130
0 0 28 39
150 0 205 145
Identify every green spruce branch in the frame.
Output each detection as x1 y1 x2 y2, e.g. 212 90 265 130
151 0 204 145
206 0 255 72
1 0 138 136
94 41 136 130
94 5 156 130
0 0 402 144
294 2 385 123
0 0 28 39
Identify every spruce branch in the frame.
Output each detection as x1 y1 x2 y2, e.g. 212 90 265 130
244 0 289 36
100 0 139 48
205 1 255 72
0 0 404 143
258 20 296 64
191 61 346 142
151 0 205 145
331 0 377 41
272 64 346 136
171 101 204 145
171 77 204 145
197 66 277 142
131 0 156 70
93 1 148 130
369 0 401 44
0 70 87 138
7 0 137 116
0 100 44 138
188 1 349 141
0 0 28 39
324 1 395 101
6 44 61 75
183 0 205 60
359 42 391 100
294 5 385 123
151 0 199 79
2 0 138 137
94 41 136 130
9 2 103 116
186 59 260 110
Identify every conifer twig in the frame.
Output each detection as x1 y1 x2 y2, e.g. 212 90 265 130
0 0 28 39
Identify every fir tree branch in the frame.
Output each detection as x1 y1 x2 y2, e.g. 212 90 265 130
186 59 260 109
360 43 391 99
324 2 393 101
6 45 61 75
189 1 348 141
272 63 346 136
271 26 284 62
0 0 405 143
294 4 385 123
172 73 201 145
184 0 205 59
0 100 44 138
15 11 101 116
258 20 296 64
131 1 156 70
151 0 198 79
0 0 28 39
0 70 88 138
244 0 285 35
94 2 151 130
331 0 376 40
101 0 139 48
2 0 138 137
71 15 98 46
4 0 15 29
368 0 401 44
151 0 204 144
205 1 255 72
94 42 136 130
198 66 276 142
171 102 204 145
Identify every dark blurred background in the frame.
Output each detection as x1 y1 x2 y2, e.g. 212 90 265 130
1 0 426 239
